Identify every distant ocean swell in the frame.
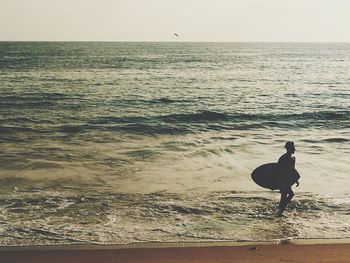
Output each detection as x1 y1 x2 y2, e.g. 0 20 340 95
0 110 348 138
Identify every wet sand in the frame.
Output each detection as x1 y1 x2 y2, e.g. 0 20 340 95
1 242 350 263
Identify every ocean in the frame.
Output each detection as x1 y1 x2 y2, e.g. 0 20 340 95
0 42 349 245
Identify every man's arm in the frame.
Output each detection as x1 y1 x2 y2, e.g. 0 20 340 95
291 156 296 168
293 156 299 186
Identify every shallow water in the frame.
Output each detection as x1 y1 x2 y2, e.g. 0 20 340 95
0 42 349 245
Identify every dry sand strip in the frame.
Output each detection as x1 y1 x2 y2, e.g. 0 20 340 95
1 243 350 263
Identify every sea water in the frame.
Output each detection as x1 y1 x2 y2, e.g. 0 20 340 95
0 42 349 245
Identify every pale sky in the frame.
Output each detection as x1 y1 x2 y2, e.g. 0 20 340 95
1 0 350 42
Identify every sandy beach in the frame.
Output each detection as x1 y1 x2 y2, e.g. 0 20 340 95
1 242 350 263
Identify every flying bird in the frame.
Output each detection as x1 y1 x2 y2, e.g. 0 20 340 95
174 33 179 37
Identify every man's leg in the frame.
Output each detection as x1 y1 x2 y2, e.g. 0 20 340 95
285 189 294 206
278 189 294 216
277 192 288 216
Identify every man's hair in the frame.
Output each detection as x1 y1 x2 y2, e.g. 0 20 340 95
285 141 294 150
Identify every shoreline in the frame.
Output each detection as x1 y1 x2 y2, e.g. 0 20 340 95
2 241 350 263
1 238 350 251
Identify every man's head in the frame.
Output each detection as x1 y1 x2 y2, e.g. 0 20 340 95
285 141 295 154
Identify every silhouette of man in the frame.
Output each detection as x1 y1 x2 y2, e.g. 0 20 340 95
277 141 299 217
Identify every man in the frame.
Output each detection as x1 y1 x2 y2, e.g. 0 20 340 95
277 141 299 217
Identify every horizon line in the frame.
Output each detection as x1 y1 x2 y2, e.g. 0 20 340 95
1 40 350 43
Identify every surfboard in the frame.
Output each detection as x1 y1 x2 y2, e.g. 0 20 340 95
251 163 300 190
